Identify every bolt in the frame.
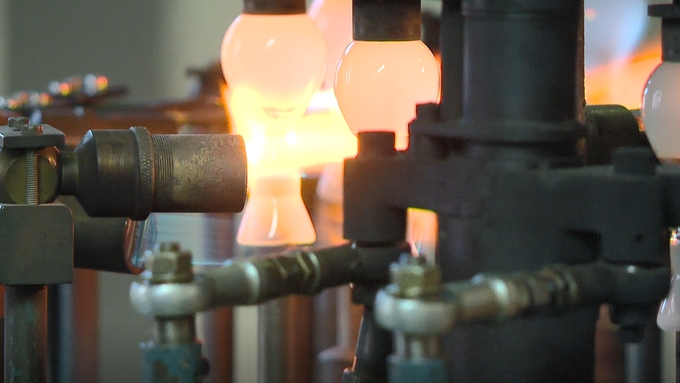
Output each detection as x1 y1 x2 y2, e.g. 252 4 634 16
159 242 181 252
8 118 44 205
390 253 442 299
144 242 193 284
8 116 29 130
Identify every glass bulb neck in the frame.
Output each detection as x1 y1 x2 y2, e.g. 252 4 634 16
242 0 306 15
353 0 421 41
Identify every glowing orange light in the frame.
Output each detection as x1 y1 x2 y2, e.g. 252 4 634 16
334 36 441 258
585 41 661 108
222 13 327 246
585 8 598 22
309 0 352 90
335 41 440 150
96 76 109 91
59 83 71 97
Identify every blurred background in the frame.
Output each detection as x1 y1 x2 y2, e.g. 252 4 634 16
0 0 673 382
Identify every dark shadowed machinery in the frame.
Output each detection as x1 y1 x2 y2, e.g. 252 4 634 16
2 0 680 383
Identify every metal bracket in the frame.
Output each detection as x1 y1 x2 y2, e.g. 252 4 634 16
0 124 65 149
0 203 73 284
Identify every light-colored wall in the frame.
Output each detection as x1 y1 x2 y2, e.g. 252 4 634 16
0 0 7 95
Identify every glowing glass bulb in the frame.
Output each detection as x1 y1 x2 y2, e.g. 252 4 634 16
221 13 326 246
334 40 440 150
309 0 352 90
658 230 680 331
641 62 680 164
333 23 440 259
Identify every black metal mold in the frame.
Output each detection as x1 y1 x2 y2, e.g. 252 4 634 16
649 2 680 62
353 0 421 41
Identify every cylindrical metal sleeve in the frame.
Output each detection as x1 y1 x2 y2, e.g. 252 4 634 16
70 128 143 218
59 196 144 274
439 0 463 121
242 0 306 15
152 317 197 346
353 0 420 41
150 134 246 214
462 1 580 122
65 127 247 219
663 19 680 62
648 4 680 62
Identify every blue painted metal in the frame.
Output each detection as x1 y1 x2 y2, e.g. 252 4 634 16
388 356 448 383
141 342 205 383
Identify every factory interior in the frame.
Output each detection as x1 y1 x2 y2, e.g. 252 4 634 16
0 0 679 382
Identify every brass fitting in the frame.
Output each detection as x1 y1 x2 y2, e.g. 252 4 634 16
143 242 193 285
389 255 442 299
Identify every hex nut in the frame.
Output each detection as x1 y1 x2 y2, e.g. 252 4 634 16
389 256 442 298
144 243 193 284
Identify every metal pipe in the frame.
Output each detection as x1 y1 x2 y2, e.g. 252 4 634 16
342 307 392 383
152 317 196 345
4 285 47 383
129 243 408 317
48 269 99 383
462 0 579 122
626 342 645 383
61 127 247 220
200 213 235 383
205 243 408 307
258 299 289 383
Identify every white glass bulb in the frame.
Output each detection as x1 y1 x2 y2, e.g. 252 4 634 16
334 40 440 150
237 175 315 247
658 230 680 331
222 14 326 131
641 62 680 164
334 39 440 257
309 0 352 90
221 13 326 246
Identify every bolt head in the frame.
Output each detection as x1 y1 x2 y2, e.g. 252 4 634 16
390 255 442 298
8 116 29 129
20 124 43 136
143 243 193 284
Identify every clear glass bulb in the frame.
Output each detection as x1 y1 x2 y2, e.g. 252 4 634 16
334 40 440 150
641 62 680 164
658 230 680 331
222 14 326 246
309 0 352 90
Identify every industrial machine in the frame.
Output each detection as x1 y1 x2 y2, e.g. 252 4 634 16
3 0 680 382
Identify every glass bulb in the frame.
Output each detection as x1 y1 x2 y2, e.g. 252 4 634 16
641 62 680 164
309 0 352 90
222 13 326 246
334 40 440 150
222 14 326 130
237 175 316 247
658 230 680 331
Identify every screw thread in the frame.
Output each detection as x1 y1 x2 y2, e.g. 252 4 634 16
26 150 39 205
